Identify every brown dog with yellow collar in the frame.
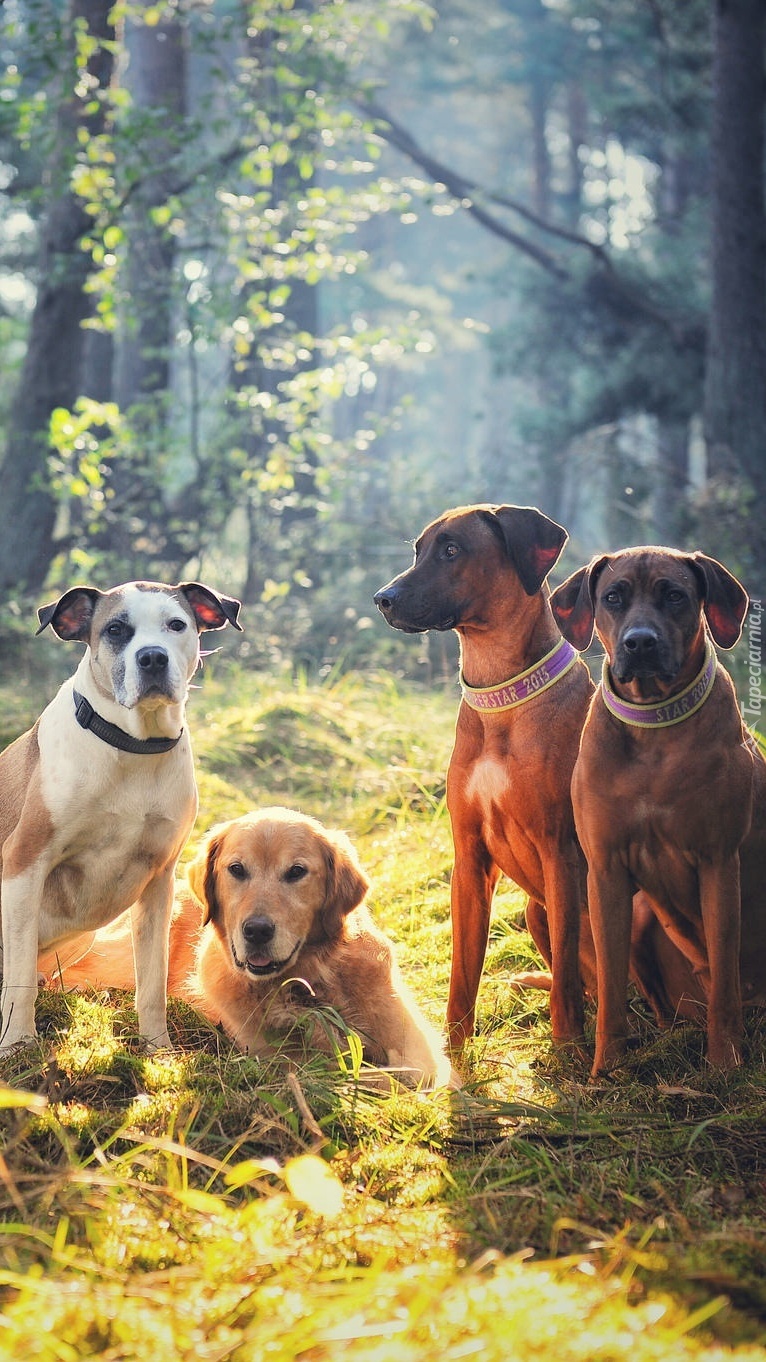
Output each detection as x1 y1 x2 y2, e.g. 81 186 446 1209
551 546 766 1076
375 504 599 1049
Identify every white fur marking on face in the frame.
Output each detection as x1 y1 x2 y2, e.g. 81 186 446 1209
92 586 200 710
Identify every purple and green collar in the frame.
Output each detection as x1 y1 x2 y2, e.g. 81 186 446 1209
460 636 577 713
600 642 717 729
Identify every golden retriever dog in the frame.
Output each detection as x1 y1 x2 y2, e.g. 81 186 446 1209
52 808 455 1090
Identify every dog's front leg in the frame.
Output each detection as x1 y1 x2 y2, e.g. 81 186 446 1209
587 858 634 1077
542 851 586 1045
699 854 743 1069
130 866 175 1050
446 823 501 1049
0 866 46 1050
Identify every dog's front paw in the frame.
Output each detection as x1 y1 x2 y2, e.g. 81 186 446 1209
142 1031 174 1054
590 1032 629 1079
706 1034 743 1070
0 1031 39 1055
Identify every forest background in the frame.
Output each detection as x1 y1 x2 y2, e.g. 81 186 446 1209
0 0 764 684
3 6 766 1354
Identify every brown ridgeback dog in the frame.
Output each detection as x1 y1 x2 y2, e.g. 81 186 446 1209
374 504 597 1049
551 546 766 1076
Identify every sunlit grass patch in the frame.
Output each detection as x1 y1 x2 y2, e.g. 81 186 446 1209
1 1222 763 1361
52 995 122 1074
1 665 766 1357
191 664 455 825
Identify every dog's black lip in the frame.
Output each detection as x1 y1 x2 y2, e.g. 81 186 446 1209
388 621 427 634
384 614 457 634
138 682 174 698
231 936 303 977
615 663 677 685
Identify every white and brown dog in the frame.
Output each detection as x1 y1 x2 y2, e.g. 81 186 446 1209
0 580 242 1053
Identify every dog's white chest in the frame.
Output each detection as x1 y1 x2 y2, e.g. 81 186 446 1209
24 709 197 945
465 756 509 811
39 697 193 811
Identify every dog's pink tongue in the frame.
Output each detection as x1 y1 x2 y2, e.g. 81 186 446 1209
248 952 272 968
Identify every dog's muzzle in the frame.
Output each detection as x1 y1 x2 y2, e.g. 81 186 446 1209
373 584 457 633
134 645 175 696
231 915 303 977
614 627 675 684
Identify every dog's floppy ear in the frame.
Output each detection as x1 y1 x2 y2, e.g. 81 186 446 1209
178 583 244 633
320 828 370 940
36 587 103 641
550 556 609 651
483 505 569 596
686 553 749 649
186 831 225 926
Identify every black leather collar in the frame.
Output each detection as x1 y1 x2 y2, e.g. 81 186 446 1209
73 690 182 755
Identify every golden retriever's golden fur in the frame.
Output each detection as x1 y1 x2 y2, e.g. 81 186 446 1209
53 808 455 1089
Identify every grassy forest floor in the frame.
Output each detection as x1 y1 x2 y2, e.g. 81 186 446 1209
1 663 766 1359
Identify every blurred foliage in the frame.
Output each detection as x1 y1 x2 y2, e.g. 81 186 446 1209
0 0 763 661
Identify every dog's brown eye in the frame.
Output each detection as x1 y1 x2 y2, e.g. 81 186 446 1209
284 863 308 883
167 618 187 633
443 542 460 560
227 861 248 881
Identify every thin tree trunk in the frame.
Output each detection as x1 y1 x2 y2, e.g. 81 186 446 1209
654 418 690 543
235 13 320 604
703 0 766 581
529 73 551 221
0 0 115 593
563 81 586 229
113 18 187 410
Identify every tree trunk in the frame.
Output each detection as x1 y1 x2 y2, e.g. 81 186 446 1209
563 81 587 229
703 0 766 584
529 72 551 221
0 0 115 594
235 15 320 604
654 417 690 543
113 18 187 410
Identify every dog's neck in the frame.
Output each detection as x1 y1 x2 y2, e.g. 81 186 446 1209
600 639 717 729
460 635 577 714
458 590 563 691
73 656 187 743
603 631 710 708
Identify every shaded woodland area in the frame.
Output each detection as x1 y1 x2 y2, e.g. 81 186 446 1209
0 0 764 670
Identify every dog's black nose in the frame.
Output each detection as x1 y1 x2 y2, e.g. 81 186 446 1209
373 585 397 614
136 646 169 676
242 915 276 947
621 628 659 661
